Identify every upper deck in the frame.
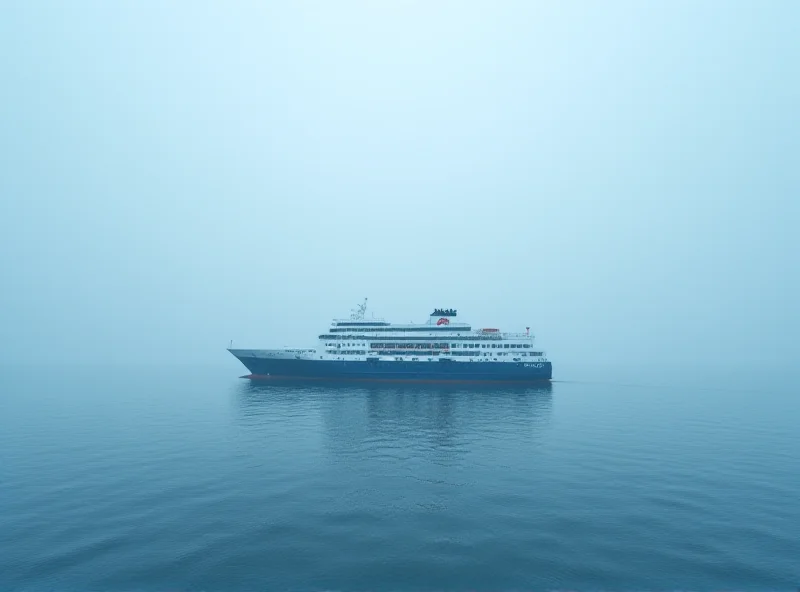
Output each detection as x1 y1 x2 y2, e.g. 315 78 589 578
322 300 535 342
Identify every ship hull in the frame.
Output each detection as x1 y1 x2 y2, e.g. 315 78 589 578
229 351 552 383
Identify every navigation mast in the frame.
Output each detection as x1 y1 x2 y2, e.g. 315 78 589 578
350 298 368 320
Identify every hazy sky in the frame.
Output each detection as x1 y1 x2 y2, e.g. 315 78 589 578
1 1 798 368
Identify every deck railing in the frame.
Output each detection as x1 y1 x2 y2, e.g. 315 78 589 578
320 330 535 340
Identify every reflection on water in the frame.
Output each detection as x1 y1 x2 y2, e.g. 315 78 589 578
235 381 553 464
236 381 553 429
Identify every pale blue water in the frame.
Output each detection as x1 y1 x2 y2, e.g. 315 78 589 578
1 364 798 591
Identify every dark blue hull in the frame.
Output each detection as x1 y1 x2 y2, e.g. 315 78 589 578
229 352 552 383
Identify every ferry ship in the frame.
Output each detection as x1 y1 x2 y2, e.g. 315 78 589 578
228 299 552 383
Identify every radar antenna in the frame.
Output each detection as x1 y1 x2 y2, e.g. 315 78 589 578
350 298 368 320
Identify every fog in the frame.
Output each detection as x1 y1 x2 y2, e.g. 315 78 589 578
1 1 797 369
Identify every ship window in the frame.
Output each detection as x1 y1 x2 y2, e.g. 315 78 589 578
523 344 530 348
503 344 509 348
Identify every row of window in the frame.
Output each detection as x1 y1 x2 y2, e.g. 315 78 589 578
462 343 536 350
366 342 450 349
324 351 541 359
449 351 537 357
333 322 390 327
373 350 440 355
322 341 540 354
320 334 507 341
328 326 468 333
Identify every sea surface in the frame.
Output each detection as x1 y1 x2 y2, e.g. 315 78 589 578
1 363 798 591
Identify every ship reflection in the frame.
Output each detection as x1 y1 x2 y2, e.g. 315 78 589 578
235 381 554 460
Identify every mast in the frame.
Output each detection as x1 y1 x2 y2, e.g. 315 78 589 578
350 298 368 320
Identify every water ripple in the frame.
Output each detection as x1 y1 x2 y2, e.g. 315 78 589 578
1 367 798 590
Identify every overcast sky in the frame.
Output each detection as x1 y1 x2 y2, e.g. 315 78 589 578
1 1 797 369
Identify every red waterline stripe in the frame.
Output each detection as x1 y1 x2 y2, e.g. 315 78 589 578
242 374 551 384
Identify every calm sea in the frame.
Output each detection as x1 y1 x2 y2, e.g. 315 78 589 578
1 363 798 591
